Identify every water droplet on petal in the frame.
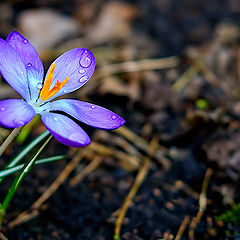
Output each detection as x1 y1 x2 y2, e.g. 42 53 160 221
53 117 58 121
111 115 116 120
27 63 32 67
1 107 5 111
79 76 89 83
75 102 78 106
78 69 86 74
79 50 92 68
20 71 24 75
63 90 67 93
37 83 43 90
91 105 95 109
23 39 28 44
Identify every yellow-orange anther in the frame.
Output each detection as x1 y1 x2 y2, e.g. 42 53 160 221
39 63 69 101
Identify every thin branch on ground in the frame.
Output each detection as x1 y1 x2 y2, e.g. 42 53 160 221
187 56 233 97
79 57 180 96
110 135 142 157
237 48 240 84
69 156 103 187
175 216 190 240
8 149 85 228
0 232 8 240
189 168 213 240
172 66 198 92
95 57 180 80
116 126 171 170
89 142 140 171
114 137 158 240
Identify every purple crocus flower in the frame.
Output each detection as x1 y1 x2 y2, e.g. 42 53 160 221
0 31 125 147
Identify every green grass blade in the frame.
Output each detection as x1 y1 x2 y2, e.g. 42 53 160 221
1 135 52 210
8 130 50 168
0 130 50 184
0 155 66 178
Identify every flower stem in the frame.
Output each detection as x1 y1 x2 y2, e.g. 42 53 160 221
0 207 4 230
0 130 50 184
0 127 22 158
6 130 50 168
0 135 52 229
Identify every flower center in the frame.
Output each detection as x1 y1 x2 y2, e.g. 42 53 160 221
39 63 69 102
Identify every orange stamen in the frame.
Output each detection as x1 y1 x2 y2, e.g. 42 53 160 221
39 63 69 101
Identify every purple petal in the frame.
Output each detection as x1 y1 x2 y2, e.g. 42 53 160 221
6 31 44 100
50 99 125 130
0 38 30 100
43 48 95 101
0 99 35 128
41 112 91 147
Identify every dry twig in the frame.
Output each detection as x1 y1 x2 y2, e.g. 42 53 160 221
116 127 171 170
69 156 103 187
0 232 8 240
175 216 190 240
110 135 142 157
95 57 180 80
237 48 240 84
114 137 158 239
8 149 85 228
187 56 233 96
172 66 198 92
79 57 180 96
89 142 140 171
188 168 213 240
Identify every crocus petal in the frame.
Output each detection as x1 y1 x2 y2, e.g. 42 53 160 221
0 38 30 100
41 112 91 147
43 48 95 102
50 99 125 130
6 31 44 100
0 99 35 128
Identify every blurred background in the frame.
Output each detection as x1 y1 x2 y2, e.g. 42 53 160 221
1 0 240 239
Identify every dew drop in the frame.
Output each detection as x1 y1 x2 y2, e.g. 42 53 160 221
78 69 86 74
27 63 32 67
37 83 43 90
53 117 58 121
23 39 28 44
91 105 95 109
75 102 78 106
20 71 24 75
1 107 5 111
80 57 91 68
63 90 67 93
111 115 116 120
79 76 89 83
79 50 92 68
